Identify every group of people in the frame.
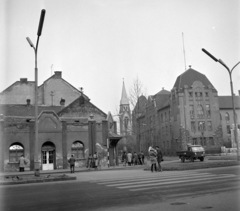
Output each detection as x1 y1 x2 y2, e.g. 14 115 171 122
121 151 145 166
68 152 100 173
149 146 163 172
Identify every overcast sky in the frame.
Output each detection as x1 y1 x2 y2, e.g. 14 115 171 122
1 0 239 115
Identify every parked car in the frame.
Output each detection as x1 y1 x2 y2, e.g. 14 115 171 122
176 145 205 162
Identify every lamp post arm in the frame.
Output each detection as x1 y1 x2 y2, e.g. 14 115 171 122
231 61 240 74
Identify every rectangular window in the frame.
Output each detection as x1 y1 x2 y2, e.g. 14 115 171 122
166 126 168 135
191 121 196 132
207 121 212 131
209 137 214 145
205 92 209 97
189 92 192 97
198 121 205 131
190 105 194 119
227 125 231 134
206 104 211 118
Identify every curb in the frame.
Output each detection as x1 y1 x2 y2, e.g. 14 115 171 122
0 176 76 186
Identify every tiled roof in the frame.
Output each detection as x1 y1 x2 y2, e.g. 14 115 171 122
173 68 215 89
218 96 240 109
154 89 170 109
0 104 62 117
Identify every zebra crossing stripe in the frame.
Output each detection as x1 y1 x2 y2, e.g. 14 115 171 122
131 177 240 192
97 172 212 185
89 171 207 183
117 174 236 189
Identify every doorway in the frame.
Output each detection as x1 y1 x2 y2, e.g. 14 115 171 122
42 142 55 170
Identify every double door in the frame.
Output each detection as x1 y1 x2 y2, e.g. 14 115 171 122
42 151 54 170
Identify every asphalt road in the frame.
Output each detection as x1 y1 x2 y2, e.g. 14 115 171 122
0 166 239 211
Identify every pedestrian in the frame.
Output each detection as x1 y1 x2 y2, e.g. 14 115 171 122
87 154 93 170
68 154 76 173
127 152 132 166
138 152 142 165
93 152 98 170
141 151 145 164
148 147 157 172
133 152 138 165
122 151 127 166
155 146 163 172
19 155 27 172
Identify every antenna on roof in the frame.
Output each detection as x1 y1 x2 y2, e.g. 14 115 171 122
51 64 53 76
182 33 187 71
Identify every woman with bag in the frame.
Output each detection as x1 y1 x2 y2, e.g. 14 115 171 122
148 147 157 172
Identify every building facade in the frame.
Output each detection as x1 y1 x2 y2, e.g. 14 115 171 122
134 67 240 155
0 73 121 172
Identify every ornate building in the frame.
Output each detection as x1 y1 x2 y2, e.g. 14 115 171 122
134 66 240 155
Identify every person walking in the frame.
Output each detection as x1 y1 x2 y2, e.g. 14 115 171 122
127 152 132 166
122 151 127 166
19 155 27 172
87 154 93 170
93 152 98 170
68 154 76 173
155 146 163 172
148 147 157 172
141 151 145 164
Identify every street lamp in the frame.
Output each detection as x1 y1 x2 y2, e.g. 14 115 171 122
202 48 240 161
26 9 46 175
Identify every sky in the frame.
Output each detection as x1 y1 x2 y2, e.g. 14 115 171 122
1 0 240 116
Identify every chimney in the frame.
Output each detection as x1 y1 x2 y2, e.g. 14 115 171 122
54 71 62 78
20 78 28 83
26 99 31 106
60 98 65 108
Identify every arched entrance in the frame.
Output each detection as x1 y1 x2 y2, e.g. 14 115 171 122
42 142 55 170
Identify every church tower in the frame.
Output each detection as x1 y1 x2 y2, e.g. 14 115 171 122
119 80 131 136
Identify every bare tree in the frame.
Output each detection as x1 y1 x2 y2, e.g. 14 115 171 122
129 76 147 110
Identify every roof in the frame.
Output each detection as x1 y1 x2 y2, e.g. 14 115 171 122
120 81 129 105
173 68 215 89
154 89 170 109
58 94 107 118
0 104 62 117
218 96 240 109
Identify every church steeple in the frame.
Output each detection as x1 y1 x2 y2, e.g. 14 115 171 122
120 80 129 105
119 79 131 136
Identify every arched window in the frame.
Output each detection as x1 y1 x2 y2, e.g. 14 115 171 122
124 117 129 129
9 143 24 162
225 112 230 123
71 141 84 159
197 105 204 119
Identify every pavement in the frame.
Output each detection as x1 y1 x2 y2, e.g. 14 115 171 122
0 155 239 184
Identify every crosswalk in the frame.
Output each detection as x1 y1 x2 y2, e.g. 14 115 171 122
89 171 240 195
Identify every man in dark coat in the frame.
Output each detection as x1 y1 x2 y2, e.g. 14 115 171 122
68 154 76 173
155 146 163 172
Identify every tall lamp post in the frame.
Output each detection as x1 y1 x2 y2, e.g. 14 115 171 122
202 48 240 161
26 9 46 175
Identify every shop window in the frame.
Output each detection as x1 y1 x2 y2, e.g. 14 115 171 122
9 143 24 162
71 141 84 159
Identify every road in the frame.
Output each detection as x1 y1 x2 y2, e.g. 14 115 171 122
0 166 239 211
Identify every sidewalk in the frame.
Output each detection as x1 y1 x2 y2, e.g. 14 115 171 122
0 162 147 177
